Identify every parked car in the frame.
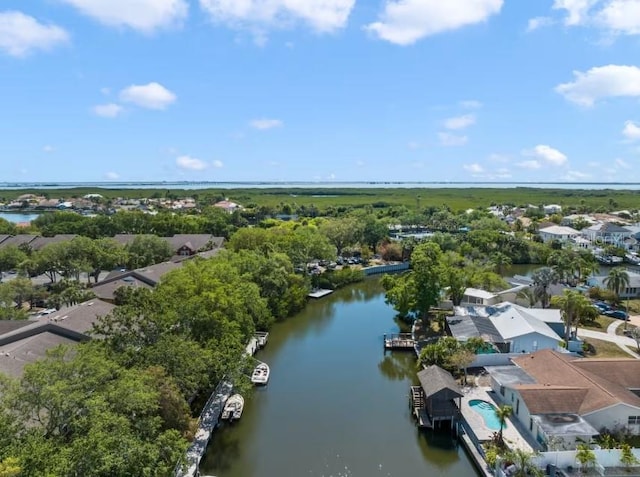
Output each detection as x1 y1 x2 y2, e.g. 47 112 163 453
604 309 628 320
593 301 612 312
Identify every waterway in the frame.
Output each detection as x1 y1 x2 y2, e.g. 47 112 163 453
0 212 40 223
200 279 479 477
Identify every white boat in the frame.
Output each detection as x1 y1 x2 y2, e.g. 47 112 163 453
221 394 244 421
251 362 270 385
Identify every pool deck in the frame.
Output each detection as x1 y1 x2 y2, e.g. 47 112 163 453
459 386 539 453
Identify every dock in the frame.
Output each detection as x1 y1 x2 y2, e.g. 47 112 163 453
308 288 334 299
384 333 415 350
245 332 269 356
174 380 233 477
410 386 432 428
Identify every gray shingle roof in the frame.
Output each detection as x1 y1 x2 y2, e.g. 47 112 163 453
417 365 463 399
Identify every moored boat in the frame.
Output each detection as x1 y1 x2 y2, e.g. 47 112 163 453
221 394 244 421
251 362 270 385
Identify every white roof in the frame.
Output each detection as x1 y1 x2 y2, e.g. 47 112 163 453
539 225 579 236
488 303 562 341
463 288 497 300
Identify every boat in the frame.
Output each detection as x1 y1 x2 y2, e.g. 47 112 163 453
221 394 244 421
251 362 270 385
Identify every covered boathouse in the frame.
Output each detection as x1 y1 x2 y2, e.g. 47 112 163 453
412 365 463 429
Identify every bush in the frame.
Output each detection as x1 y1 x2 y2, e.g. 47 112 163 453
322 267 365 289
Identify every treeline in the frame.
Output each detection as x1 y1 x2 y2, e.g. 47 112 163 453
0 225 338 476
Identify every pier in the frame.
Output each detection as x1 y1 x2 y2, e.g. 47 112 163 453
308 288 334 299
174 380 233 477
384 333 415 350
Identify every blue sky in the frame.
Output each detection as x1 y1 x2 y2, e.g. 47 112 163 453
2 0 640 183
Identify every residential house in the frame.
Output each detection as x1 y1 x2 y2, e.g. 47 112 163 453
561 214 597 227
0 235 38 250
92 261 184 302
214 200 243 213
538 225 579 244
543 204 563 215
582 222 633 248
462 288 499 306
588 270 640 299
165 234 223 257
487 349 640 448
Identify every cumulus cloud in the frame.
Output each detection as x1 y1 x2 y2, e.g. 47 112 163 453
365 0 503 45
438 132 468 147
550 0 640 37
119 82 176 110
523 144 568 166
517 160 542 170
199 0 355 33
104 171 120 180
444 114 476 130
0 11 69 57
527 16 554 31
176 155 208 171
555 65 640 106
93 103 124 118
623 120 640 141
59 0 188 33
553 0 598 26
463 163 484 173
249 118 283 130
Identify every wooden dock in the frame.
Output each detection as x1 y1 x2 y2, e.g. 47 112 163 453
384 333 415 350
410 386 432 428
308 288 334 299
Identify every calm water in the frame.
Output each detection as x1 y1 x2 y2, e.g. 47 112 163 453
0 212 40 223
200 279 479 477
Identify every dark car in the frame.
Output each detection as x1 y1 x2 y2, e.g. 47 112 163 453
604 309 628 320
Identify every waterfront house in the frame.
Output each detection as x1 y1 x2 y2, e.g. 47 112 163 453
487 349 640 449
582 222 632 248
462 288 499 306
587 270 640 299
416 365 462 428
538 225 579 244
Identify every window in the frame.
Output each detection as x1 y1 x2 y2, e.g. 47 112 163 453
516 399 520 415
500 386 505 396
529 418 533 431
628 416 640 425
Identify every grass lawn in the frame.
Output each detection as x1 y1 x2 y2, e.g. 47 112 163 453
581 338 633 359
616 323 638 336
581 315 616 332
624 299 640 315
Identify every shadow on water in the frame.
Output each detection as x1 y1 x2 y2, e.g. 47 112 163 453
378 352 417 381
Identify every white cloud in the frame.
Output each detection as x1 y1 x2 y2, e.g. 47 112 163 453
444 114 476 130
93 103 124 118
460 99 483 109
119 82 176 110
463 163 484 173
42 145 55 153
250 118 283 130
623 120 640 141
565 170 592 180
553 0 599 26
438 132 468 147
212 159 224 168
556 65 640 106
527 16 554 32
523 144 568 166
176 155 208 171
597 0 640 35
517 160 542 169
615 157 631 168
59 0 188 33
0 11 69 57
104 171 120 180
199 0 355 33
365 0 503 45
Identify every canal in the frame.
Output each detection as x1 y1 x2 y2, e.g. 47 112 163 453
200 278 479 477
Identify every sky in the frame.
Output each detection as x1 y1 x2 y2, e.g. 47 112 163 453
2 1 640 183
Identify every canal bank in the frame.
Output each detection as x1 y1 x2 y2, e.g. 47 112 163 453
199 278 479 477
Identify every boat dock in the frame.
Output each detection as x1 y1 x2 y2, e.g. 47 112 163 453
245 331 269 356
384 333 415 350
410 386 432 428
174 380 233 477
308 288 334 299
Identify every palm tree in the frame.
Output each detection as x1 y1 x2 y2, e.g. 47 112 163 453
604 267 631 330
503 448 543 477
532 267 558 309
551 290 594 342
490 252 512 276
516 287 537 308
495 404 512 446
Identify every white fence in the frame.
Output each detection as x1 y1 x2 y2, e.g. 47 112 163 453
534 448 640 472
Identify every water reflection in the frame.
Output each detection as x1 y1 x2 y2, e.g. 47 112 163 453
378 352 417 381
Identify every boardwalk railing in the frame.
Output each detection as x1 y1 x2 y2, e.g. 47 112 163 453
174 379 233 477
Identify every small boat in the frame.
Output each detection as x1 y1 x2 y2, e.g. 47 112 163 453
221 394 244 421
251 362 270 385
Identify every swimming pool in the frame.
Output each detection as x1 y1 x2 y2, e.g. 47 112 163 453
468 399 505 431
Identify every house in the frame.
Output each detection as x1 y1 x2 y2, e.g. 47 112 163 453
416 365 462 428
446 302 564 353
165 234 223 257
0 299 115 378
487 349 640 449
582 222 632 248
538 225 579 244
0 235 38 250
588 270 640 299
561 214 597 227
543 204 563 215
92 261 184 302
462 288 499 306
214 200 243 214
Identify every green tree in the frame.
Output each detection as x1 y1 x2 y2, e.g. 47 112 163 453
575 444 596 474
495 404 512 446
125 235 174 269
490 252 512 276
502 448 542 477
532 267 558 309
604 267 631 329
0 246 27 282
551 289 594 342
410 242 443 320
620 442 639 470
319 218 363 257
516 287 537 308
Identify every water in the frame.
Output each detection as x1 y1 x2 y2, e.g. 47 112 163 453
2 181 640 190
468 400 503 432
0 212 40 223
200 279 479 477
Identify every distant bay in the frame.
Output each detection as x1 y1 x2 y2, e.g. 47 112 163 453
3 181 640 190
0 212 40 223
